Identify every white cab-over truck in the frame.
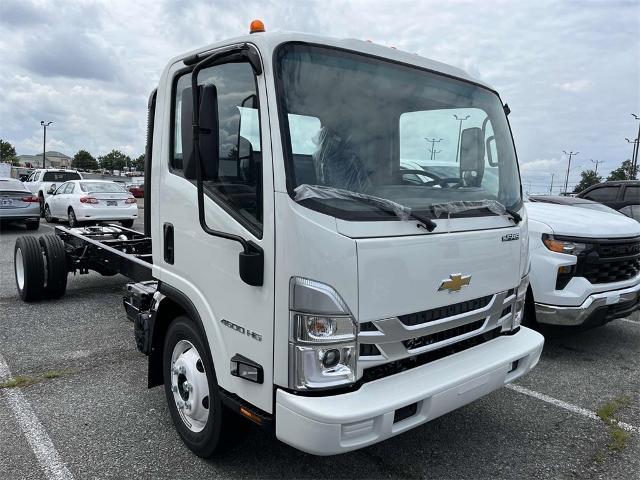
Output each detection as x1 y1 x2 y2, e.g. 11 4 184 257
14 27 544 456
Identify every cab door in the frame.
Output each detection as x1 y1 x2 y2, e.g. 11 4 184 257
157 54 275 413
49 182 68 217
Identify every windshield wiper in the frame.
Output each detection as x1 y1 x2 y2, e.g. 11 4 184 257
294 184 437 232
505 208 522 224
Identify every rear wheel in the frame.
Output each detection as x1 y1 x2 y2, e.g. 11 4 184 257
163 317 241 457
39 235 68 299
121 219 134 228
68 208 79 227
14 236 45 302
39 194 45 217
44 205 57 223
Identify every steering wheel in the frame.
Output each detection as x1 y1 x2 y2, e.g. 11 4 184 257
399 168 442 186
399 169 465 188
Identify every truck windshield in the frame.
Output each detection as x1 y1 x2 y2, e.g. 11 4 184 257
275 43 522 220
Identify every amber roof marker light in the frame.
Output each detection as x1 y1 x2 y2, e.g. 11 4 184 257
250 19 265 34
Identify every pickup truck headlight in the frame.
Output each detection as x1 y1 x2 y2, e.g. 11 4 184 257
288 277 357 390
542 234 590 255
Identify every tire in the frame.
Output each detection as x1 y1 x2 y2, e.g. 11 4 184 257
521 288 539 330
68 208 79 227
121 219 134 228
39 193 45 217
25 218 40 230
163 316 241 457
39 235 68 299
14 236 45 302
44 205 57 223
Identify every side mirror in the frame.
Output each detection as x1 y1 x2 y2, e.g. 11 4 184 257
47 184 57 194
181 84 219 181
460 127 485 187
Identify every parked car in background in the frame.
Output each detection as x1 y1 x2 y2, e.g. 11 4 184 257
529 195 626 216
524 198 640 330
128 183 144 198
0 177 40 230
44 180 138 227
23 168 83 215
576 180 640 221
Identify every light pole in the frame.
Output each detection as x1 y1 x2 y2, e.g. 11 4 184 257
562 150 579 195
429 148 442 160
590 159 603 176
631 113 640 179
425 138 442 161
453 114 470 163
40 121 52 168
549 173 555 195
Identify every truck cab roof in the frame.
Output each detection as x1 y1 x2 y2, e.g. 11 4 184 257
167 31 493 92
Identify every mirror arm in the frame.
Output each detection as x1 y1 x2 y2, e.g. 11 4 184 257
190 45 264 270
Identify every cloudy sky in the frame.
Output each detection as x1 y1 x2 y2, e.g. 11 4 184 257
0 0 638 193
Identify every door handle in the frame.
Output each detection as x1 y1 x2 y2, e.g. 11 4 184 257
163 223 174 264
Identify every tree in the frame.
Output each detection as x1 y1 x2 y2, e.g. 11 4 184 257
0 139 18 165
573 169 602 193
98 150 130 173
72 149 98 170
133 154 145 172
607 159 637 181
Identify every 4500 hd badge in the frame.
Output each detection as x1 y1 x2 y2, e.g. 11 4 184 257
221 319 262 342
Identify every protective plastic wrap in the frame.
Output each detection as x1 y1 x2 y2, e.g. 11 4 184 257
311 128 371 192
430 200 506 218
294 184 412 220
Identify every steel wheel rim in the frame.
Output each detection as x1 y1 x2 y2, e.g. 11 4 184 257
15 248 24 290
170 339 210 432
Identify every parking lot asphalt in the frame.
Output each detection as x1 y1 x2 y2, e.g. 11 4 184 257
1 216 638 480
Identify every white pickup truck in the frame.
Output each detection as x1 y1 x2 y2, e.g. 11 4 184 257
14 25 544 457
525 199 640 328
23 168 83 214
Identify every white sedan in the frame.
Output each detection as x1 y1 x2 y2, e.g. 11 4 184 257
44 180 138 227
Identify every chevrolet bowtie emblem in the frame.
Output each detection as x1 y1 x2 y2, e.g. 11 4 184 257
438 273 471 293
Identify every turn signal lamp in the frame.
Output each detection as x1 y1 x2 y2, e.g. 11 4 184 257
250 19 265 34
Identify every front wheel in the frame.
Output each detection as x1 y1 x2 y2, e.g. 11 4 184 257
163 317 241 457
521 288 539 330
121 219 134 228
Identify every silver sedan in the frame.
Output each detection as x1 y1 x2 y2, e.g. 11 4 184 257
0 177 40 230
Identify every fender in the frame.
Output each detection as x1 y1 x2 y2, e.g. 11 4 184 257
147 281 213 388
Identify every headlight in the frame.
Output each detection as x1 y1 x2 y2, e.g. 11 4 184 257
288 277 357 390
542 234 590 255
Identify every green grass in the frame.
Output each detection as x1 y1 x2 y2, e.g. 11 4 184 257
596 396 632 452
0 370 67 389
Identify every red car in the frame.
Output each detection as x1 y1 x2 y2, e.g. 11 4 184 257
128 184 144 198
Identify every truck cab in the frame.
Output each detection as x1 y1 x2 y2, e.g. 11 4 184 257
143 28 545 455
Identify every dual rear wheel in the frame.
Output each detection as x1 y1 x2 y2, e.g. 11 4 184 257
14 235 68 302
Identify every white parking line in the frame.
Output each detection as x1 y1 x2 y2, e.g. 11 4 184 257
507 384 640 434
0 355 74 480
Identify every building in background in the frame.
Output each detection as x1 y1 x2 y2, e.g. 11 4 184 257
16 151 72 168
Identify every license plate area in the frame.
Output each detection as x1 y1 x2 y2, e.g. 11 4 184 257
107 200 117 206
1 199 14 206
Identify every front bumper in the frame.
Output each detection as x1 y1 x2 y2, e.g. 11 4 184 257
275 327 544 455
535 282 640 327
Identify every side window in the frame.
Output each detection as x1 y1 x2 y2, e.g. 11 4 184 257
620 205 640 221
623 186 639 202
584 186 619 202
172 62 263 234
66 183 75 194
55 182 68 194
26 172 35 182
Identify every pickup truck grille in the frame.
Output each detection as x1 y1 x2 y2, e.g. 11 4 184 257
358 290 515 380
577 237 640 284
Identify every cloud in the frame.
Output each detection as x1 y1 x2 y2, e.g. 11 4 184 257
0 0 637 181
554 79 593 93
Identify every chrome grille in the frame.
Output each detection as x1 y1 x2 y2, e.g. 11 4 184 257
357 290 515 377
